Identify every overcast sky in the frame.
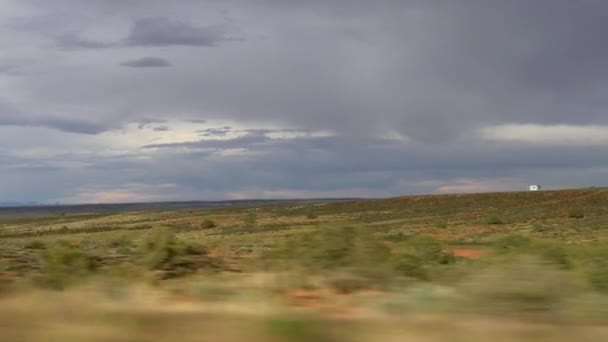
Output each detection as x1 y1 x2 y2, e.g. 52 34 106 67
1 0 607 204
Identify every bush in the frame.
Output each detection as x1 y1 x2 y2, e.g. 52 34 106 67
535 243 572 270
141 228 208 271
485 216 503 225
399 236 455 265
385 232 409 242
568 207 585 219
391 254 429 281
244 212 258 227
39 243 98 290
458 255 583 315
24 240 46 250
267 226 392 286
201 219 217 229
306 209 318 220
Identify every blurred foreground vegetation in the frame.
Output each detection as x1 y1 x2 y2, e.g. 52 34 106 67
1 188 608 341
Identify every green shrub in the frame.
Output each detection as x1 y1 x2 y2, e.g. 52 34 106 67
141 228 208 271
399 236 455 264
24 240 46 250
568 207 585 219
391 254 429 281
244 211 258 227
39 243 98 290
267 226 391 285
201 219 217 229
485 216 504 225
535 243 572 270
385 232 409 242
306 208 318 220
142 228 174 269
458 255 583 315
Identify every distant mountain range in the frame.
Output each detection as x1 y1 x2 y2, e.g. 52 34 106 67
0 201 42 207
0 198 359 217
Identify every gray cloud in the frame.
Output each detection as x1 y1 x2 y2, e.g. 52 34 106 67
197 127 232 137
152 125 170 131
136 118 167 129
121 57 171 68
1 0 608 202
53 33 115 50
43 16 241 50
124 17 243 47
3 132 606 203
0 65 23 76
0 116 112 135
8 0 608 139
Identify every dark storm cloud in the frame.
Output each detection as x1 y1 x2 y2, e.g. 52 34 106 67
140 134 608 174
7 0 608 139
2 0 608 202
389 0 608 140
123 17 243 47
121 134 608 200
1 129 607 203
121 57 171 68
0 116 111 135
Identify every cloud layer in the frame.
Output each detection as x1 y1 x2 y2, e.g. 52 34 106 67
0 0 606 203
121 57 172 68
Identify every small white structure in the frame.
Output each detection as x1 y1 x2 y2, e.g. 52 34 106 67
529 185 541 191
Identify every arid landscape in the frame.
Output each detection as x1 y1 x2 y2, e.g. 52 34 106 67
1 188 607 341
2 0 608 340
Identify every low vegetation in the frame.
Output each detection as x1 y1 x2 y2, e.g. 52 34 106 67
0 188 607 340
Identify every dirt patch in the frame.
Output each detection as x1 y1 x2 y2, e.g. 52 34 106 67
452 248 494 259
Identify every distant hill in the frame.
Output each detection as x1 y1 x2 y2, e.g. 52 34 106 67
0 198 359 218
0 201 40 208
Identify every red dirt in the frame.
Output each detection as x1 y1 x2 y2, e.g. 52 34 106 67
452 248 494 259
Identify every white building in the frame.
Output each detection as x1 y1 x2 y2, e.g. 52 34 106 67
529 185 541 191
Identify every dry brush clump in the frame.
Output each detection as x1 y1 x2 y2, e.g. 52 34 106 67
36 241 100 290
141 227 222 279
264 226 457 293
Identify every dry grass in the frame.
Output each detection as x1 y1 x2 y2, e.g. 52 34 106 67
1 188 608 340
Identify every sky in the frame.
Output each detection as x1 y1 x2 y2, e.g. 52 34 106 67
0 0 607 204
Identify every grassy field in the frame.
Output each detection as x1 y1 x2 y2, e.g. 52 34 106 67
1 188 608 341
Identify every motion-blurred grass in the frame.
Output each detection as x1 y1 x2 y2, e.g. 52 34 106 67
1 188 608 340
